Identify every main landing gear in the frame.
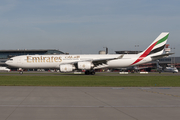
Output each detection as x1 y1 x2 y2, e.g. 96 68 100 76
85 70 95 75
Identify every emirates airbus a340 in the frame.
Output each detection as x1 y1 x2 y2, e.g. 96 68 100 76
6 32 172 75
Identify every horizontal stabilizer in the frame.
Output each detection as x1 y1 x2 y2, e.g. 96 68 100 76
151 53 174 60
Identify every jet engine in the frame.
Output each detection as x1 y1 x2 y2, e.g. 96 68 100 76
60 64 75 72
78 62 94 70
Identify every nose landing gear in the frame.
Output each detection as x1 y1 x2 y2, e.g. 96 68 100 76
19 68 23 74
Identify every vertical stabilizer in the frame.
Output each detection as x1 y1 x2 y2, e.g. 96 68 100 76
131 32 169 65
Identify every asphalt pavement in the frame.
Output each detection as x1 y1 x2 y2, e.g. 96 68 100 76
0 86 180 120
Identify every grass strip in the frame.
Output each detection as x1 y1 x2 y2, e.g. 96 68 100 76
0 76 180 87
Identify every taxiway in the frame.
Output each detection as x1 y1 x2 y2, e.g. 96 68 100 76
0 87 180 120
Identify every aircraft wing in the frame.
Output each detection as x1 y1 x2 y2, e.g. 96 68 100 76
92 58 112 67
92 54 124 68
151 53 174 60
62 55 123 69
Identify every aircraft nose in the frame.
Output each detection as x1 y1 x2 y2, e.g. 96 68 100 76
5 60 10 65
5 59 13 65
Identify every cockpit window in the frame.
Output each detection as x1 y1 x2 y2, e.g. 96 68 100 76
9 59 13 61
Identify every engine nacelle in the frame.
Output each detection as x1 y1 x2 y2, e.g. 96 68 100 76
78 62 94 70
60 64 75 72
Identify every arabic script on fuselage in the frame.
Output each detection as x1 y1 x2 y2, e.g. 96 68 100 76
27 56 80 63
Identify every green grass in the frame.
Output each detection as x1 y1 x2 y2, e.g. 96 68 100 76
0 76 180 87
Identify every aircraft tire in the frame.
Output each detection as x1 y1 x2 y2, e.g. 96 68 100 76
85 70 95 75
85 70 90 75
90 71 95 75
19 71 23 74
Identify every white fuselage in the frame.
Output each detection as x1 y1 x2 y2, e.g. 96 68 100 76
5 54 152 69
164 67 179 73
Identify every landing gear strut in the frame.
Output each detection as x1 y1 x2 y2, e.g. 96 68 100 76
85 70 95 75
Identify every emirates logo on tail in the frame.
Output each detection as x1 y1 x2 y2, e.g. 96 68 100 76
131 32 169 65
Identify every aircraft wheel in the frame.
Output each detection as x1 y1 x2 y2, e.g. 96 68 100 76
85 70 90 75
85 70 95 75
90 71 95 75
19 71 23 74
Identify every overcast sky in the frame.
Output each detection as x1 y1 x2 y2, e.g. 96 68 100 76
0 0 180 56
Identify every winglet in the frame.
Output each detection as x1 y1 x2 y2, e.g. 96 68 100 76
117 54 124 59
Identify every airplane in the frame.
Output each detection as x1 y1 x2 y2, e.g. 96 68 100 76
5 32 172 75
156 60 178 73
0 67 10 72
164 66 179 73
